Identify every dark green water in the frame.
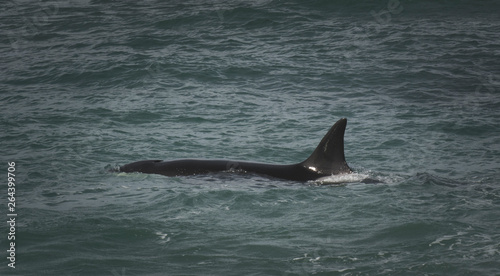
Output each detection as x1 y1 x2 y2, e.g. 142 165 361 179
1 0 500 275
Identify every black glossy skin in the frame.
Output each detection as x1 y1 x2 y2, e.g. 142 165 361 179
118 118 353 182
119 159 325 181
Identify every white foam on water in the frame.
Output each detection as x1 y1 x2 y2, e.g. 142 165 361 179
312 172 371 185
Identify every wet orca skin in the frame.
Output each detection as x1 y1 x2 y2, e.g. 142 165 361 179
118 118 353 181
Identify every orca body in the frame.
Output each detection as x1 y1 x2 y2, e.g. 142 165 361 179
118 118 352 181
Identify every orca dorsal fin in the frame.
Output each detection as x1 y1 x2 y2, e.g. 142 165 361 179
300 118 352 175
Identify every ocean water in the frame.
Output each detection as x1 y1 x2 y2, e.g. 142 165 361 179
1 0 500 275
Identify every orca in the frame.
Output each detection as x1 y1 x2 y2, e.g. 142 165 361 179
118 118 352 181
